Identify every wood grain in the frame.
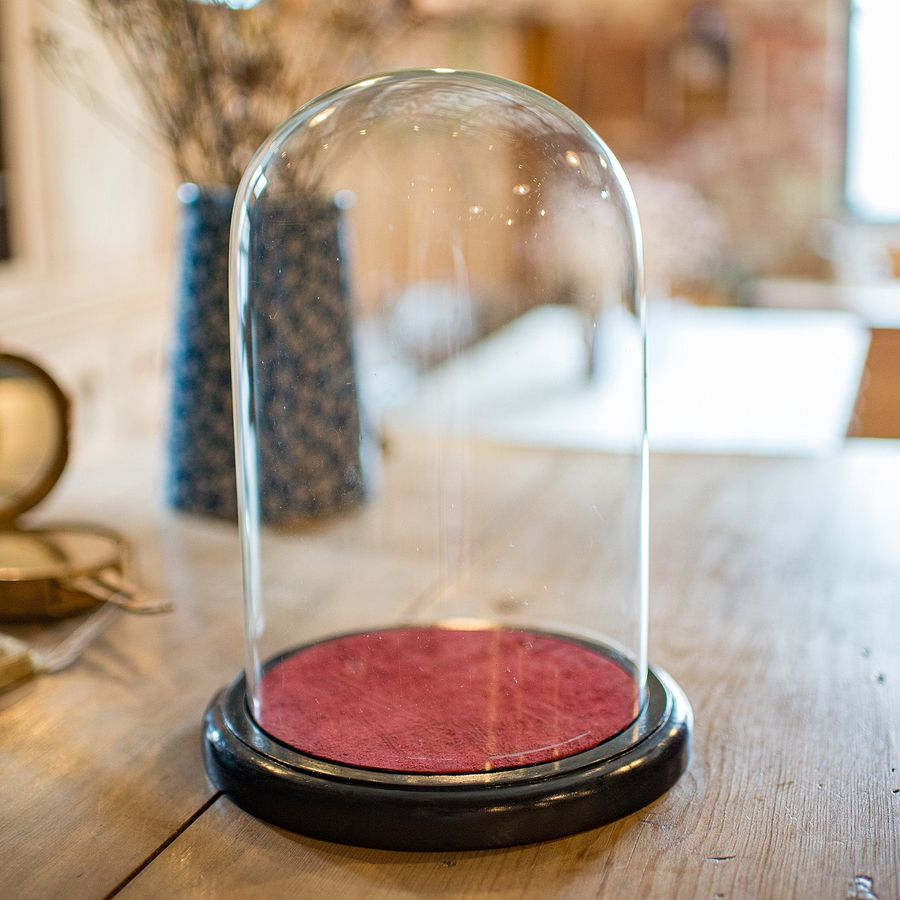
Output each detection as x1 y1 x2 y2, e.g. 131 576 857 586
0 439 549 900
3 439 899 898
850 328 900 438
113 443 900 900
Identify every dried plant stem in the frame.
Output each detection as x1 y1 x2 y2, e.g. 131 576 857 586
39 0 413 186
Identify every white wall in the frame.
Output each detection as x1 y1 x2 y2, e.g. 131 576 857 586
0 0 177 460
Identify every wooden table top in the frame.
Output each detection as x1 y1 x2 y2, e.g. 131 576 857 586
1 438 898 899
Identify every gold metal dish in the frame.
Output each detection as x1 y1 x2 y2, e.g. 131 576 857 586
0 351 163 621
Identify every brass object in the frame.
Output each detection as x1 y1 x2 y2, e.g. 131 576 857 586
0 351 168 621
0 352 69 525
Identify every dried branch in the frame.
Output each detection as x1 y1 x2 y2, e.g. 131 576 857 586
41 0 413 186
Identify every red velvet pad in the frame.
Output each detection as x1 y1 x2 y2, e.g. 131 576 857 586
257 627 637 774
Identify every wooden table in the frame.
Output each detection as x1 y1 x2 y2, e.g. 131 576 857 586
1 438 898 899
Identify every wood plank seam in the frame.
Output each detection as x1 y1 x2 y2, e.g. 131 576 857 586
103 792 222 899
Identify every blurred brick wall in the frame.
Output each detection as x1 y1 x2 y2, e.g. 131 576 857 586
520 0 847 292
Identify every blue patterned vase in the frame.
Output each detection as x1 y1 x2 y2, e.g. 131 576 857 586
166 185 364 523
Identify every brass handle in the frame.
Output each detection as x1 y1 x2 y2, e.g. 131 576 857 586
60 569 173 614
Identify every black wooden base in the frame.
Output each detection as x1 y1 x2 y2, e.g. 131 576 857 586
203 642 691 851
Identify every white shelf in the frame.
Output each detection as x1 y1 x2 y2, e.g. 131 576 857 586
385 302 870 456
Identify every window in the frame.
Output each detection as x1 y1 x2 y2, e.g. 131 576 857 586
845 0 900 221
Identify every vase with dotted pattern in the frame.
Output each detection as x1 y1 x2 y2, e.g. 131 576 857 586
166 184 364 523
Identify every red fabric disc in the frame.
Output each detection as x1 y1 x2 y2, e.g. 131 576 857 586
257 627 637 774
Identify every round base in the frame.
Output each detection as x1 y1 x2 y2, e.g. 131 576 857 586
256 627 639 773
203 650 692 851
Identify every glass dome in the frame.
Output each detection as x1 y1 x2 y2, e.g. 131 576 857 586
207 69 690 850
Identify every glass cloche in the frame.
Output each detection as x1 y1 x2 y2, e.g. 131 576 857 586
204 69 691 850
